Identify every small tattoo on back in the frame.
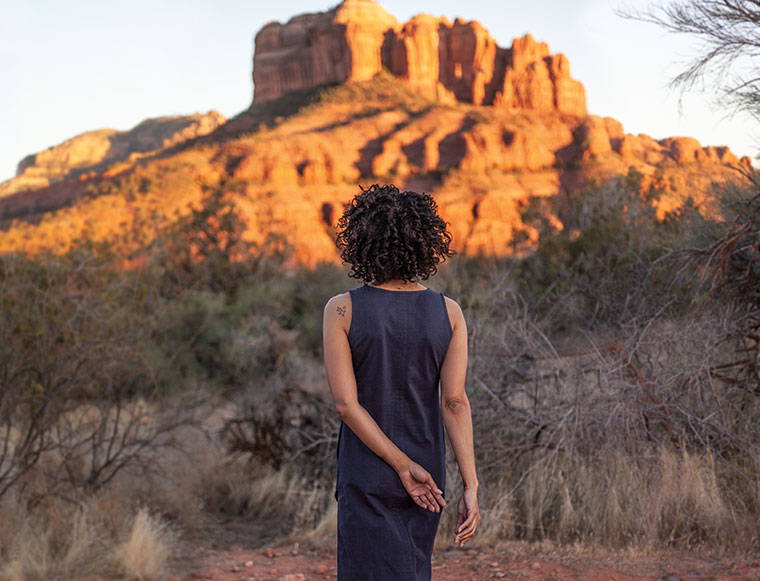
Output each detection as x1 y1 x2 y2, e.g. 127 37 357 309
336 305 346 317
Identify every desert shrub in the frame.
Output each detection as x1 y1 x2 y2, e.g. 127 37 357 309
152 288 294 390
0 249 202 500
449 261 760 549
149 180 293 298
688 174 760 395
516 168 715 331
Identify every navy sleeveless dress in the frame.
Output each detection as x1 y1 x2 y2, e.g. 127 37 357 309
334 283 453 580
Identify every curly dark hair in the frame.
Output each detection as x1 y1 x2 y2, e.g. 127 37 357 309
335 183 456 284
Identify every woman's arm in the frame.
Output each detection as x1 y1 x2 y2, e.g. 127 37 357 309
440 297 480 545
440 297 478 489
322 292 446 512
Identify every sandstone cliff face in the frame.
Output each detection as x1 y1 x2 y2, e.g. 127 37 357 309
252 0 587 116
0 111 226 198
252 0 399 104
0 93 750 264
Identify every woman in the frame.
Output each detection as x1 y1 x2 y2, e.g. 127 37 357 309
322 183 480 580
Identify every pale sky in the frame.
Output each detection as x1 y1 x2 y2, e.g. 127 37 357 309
3 0 759 183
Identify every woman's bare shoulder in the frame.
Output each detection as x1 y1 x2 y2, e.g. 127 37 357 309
323 292 352 334
324 291 351 308
441 294 464 329
441 294 462 312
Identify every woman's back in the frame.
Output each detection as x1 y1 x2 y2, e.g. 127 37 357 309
334 283 453 579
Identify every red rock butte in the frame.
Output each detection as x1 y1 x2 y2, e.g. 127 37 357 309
0 0 753 266
253 0 587 116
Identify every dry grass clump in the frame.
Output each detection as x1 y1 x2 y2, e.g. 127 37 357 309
0 493 177 581
506 446 751 549
112 506 176 580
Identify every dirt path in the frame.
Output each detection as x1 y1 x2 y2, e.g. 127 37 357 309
174 540 760 580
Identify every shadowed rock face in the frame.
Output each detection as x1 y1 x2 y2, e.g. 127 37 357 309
252 0 587 116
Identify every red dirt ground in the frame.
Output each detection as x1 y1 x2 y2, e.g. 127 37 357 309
173 540 760 580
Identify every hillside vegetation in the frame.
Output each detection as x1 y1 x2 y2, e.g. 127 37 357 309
0 70 748 268
1 166 760 578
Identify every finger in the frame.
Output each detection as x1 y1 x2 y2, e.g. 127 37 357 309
456 528 476 546
455 523 476 543
457 522 478 541
414 486 437 510
408 485 429 505
456 517 477 538
424 477 442 496
455 517 480 543
456 529 474 546
417 493 434 511
423 477 445 502
459 509 480 528
413 495 429 510
456 510 477 533
424 490 440 512
422 492 437 512
427 486 446 507
459 529 477 546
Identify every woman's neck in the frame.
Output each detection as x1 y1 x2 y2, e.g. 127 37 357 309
369 279 425 291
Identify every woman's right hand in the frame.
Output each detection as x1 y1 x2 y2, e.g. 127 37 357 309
396 461 447 512
454 486 480 546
